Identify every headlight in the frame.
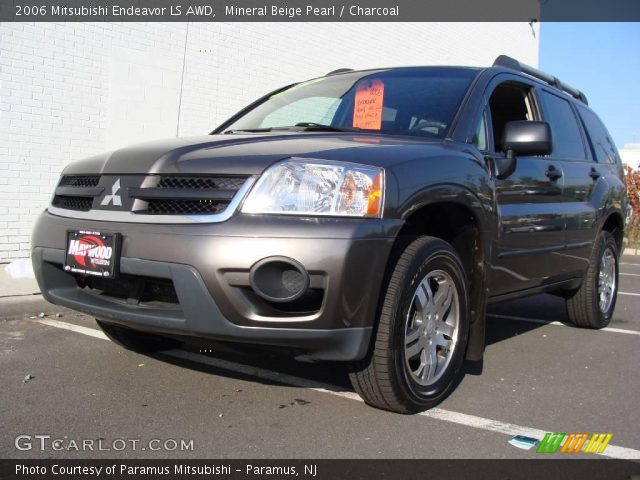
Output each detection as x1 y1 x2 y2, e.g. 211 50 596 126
242 159 384 217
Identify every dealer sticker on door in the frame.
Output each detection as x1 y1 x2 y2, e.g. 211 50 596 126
64 230 120 278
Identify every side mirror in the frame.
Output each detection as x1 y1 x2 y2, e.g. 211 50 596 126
494 121 552 180
502 120 553 157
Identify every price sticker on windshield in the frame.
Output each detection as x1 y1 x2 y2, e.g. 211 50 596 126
353 79 384 130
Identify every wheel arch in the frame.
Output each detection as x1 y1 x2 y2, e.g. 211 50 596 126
392 195 490 361
601 211 624 253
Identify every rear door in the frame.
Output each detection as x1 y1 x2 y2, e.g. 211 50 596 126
537 89 597 277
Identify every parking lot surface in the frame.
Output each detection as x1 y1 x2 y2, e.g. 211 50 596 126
2 256 640 459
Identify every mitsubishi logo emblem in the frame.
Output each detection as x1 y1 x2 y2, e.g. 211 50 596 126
100 178 122 206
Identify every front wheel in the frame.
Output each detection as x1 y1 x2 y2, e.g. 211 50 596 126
566 230 619 329
349 236 470 414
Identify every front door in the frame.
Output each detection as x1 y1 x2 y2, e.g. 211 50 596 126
484 78 567 296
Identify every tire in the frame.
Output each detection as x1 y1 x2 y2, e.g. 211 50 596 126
349 236 470 414
96 320 182 353
566 230 619 329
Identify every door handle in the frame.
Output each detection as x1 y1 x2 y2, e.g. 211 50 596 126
545 165 562 181
589 167 601 181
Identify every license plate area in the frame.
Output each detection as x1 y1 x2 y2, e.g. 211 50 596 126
64 230 121 278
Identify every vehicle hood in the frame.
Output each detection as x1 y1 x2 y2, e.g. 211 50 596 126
63 133 461 176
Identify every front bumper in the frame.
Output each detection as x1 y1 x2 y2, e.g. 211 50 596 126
32 211 402 361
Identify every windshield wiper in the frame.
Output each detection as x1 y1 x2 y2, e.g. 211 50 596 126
290 122 360 132
223 123 360 134
223 128 274 134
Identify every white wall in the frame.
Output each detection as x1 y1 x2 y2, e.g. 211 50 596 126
620 144 640 170
0 22 539 261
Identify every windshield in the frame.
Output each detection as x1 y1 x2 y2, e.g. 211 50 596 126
222 68 479 138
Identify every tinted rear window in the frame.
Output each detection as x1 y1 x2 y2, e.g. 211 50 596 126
576 105 620 164
540 91 586 160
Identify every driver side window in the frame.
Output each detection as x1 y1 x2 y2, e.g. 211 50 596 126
488 82 535 152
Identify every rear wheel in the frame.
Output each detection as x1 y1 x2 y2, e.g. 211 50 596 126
96 320 182 353
349 236 470 413
566 230 619 329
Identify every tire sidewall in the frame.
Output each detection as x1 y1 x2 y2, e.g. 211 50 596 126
592 232 619 324
391 242 470 409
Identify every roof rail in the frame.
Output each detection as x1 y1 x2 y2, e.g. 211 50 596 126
326 68 354 76
493 55 588 105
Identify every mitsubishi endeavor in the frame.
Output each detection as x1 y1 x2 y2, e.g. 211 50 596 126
32 56 627 413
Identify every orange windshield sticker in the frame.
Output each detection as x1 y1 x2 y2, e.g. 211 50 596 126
353 79 384 130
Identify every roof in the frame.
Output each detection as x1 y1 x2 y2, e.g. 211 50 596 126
324 56 588 105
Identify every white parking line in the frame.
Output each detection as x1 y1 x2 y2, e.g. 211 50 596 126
487 313 640 336
620 291 640 297
488 313 565 327
31 318 640 460
36 318 109 340
620 262 640 266
620 272 640 277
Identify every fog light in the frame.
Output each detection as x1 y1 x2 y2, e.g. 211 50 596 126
249 257 310 303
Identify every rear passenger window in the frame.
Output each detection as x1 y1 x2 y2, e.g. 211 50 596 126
540 91 586 160
576 105 619 164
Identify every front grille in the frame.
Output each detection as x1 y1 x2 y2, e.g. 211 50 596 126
50 173 251 218
52 175 101 211
58 175 100 187
157 176 246 190
142 175 250 215
147 199 228 215
52 195 93 211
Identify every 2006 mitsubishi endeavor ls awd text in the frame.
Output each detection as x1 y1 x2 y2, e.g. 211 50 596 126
32 56 627 413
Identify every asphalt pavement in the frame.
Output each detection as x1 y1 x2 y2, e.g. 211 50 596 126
1 257 639 460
